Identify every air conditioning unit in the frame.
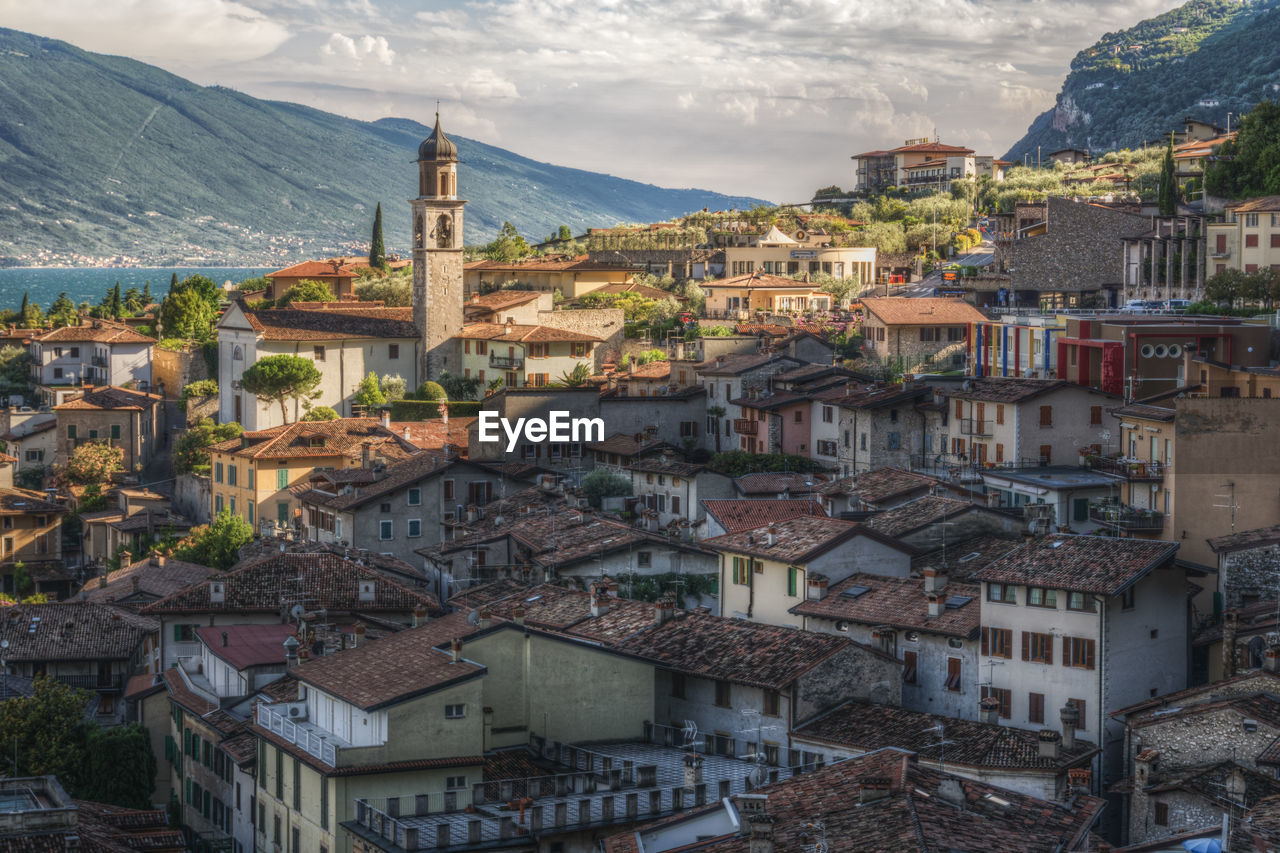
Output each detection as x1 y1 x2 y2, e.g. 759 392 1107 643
285 703 308 721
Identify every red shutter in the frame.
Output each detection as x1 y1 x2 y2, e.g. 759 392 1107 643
1045 636 1053 666
1063 636 1072 667
981 627 989 656
1021 631 1029 661
955 399 963 419
1085 639 1096 670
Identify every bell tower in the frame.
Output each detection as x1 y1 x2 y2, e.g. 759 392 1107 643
411 113 465 380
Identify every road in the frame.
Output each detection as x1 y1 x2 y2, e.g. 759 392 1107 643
889 242 995 298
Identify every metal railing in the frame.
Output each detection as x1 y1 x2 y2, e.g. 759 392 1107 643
489 355 524 369
1087 457 1166 481
1089 502 1165 532
256 704 340 766
959 418 993 437
55 673 124 692
732 418 759 435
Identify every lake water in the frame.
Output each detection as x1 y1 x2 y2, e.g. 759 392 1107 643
0 267 271 312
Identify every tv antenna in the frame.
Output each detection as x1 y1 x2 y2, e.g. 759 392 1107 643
1213 482 1238 536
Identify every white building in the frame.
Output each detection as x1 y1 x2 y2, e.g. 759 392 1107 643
30 319 155 401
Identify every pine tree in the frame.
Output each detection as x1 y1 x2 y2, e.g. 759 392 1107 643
369 203 387 270
169 272 178 293
142 281 152 304
1158 136 1178 216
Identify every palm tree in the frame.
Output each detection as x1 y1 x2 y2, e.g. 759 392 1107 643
707 405 726 453
551 363 592 388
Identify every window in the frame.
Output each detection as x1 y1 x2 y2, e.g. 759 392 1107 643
732 557 756 585
292 759 300 809
762 742 780 766
53 367 63 379
444 704 466 719
981 627 1012 659
1067 591 1095 612
987 583 1017 604
955 399 963 419
670 672 686 699
320 777 328 831
571 342 588 358
407 519 422 538
379 520 393 540
980 686 1011 719
446 775 467 789
1023 631 1053 664
1039 444 1052 465
1028 692 1045 724
763 689 781 716
945 657 962 692
111 424 121 440
1246 213 1260 228
1067 698 1086 730
1063 637 1096 669
680 421 698 438
714 680 731 708
1121 588 1136 609
887 432 900 450
920 327 938 342
1039 405 1052 427
793 409 803 423
227 465 237 486
995 404 1004 425
292 827 300 853
1090 406 1102 425
860 433 867 451
1154 801 1169 826
787 566 801 597
215 494 224 514
637 551 652 568
903 650 917 684
822 406 833 423
273 814 281 845
528 343 549 358
66 424 76 439
1027 587 1057 608
407 487 421 506
389 344 399 359
313 345 325 361
214 462 224 483
276 469 289 490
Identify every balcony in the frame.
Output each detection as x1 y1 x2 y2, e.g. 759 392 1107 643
733 418 758 436
54 673 124 692
1088 456 1166 482
490 354 523 370
90 355 108 367
256 703 349 767
960 418 993 437
1089 502 1165 532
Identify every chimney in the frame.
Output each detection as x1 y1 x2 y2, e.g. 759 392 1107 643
450 637 463 663
209 580 225 604
361 441 372 468
403 427 411 441
1060 703 1079 750
923 567 946 595
478 607 491 629
590 584 610 617
97 566 108 589
926 592 942 619
440 402 449 426
806 575 828 601
412 604 428 627
1067 767 1091 796
746 814 775 853
1223 611 1239 678
120 550 132 568
682 752 704 788
627 359 637 376
979 696 1000 725
221 631 229 648
1134 749 1158 788
1266 645 1280 674
381 410 390 429
353 622 367 647
653 595 675 626
155 554 166 567
283 636 300 668
1037 729 1061 760
766 524 777 546
512 604 526 627
858 778 892 805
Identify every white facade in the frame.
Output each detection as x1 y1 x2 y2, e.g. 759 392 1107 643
30 339 153 389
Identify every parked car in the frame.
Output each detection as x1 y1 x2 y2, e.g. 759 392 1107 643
1122 299 1156 313
1162 299 1192 312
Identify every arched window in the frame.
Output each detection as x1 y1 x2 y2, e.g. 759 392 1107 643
436 214 452 249
233 345 243 361
440 173 449 197
415 214 425 249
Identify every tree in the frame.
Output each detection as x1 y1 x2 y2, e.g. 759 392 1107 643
159 287 217 341
353 371 386 410
552 363 591 387
820 274 858 308
437 371 481 401
1205 100 1280 199
172 509 255 570
301 406 339 421
79 725 156 808
56 441 124 487
19 292 44 329
0 676 93 785
108 282 123 319
681 281 706 315
0 345 30 395
415 381 448 401
581 468 632 508
239 354 322 424
174 419 244 475
142 280 152 304
380 374 406 402
483 221 531 263
707 450 823 477
123 287 145 315
1206 268 1245 305
48 292 77 327
557 224 572 241
354 270 412 306
278 279 336 307
1158 136 1177 216
369 203 387 270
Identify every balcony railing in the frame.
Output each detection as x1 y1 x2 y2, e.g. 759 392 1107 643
733 418 759 436
1089 502 1165 532
55 673 124 692
960 418 993 437
256 703 343 766
91 355 108 367
1088 457 1166 482
490 355 523 370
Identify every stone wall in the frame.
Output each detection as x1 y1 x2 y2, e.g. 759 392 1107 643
537 308 626 369
153 345 209 401
792 644 901 724
1000 197 1149 294
173 472 211 524
1222 545 1280 609
185 394 219 428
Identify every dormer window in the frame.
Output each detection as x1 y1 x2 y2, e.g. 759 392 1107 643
309 436 325 448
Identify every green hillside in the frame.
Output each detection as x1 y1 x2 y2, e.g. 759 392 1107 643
0 29 764 266
1004 0 1280 161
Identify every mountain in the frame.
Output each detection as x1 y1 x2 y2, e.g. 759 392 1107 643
1004 0 1280 163
0 29 765 267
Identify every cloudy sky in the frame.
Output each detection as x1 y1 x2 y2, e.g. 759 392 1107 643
0 0 1185 201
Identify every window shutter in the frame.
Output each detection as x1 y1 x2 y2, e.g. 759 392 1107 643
1085 639 1096 670
1045 637 1053 666
1021 631 1029 661
1063 636 1072 667
173 624 182 642
981 627 989 656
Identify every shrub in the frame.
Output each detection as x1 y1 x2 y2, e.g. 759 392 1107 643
179 379 219 412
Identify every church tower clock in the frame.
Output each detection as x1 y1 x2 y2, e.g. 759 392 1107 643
411 113 465 380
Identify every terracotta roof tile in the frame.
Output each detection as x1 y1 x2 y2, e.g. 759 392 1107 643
161 668 216 716
820 467 938 506
455 322 602 343
244 306 417 340
53 386 162 411
0 602 155 661
694 352 801 376
702 515 911 564
0 487 66 515
34 319 155 345
733 472 826 496
860 296 987 326
941 377 1075 403
973 534 1179 595
265 260 357 278
701 499 826 533
78 555 212 605
1208 524 1280 554
868 496 977 538
792 573 979 638
702 272 822 290
911 534 1024 582
208 418 421 461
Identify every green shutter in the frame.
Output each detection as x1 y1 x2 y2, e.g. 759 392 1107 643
173 624 182 642
111 424 120 440
277 468 289 490
788 567 797 597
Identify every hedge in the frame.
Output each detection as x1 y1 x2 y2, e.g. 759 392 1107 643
388 400 484 420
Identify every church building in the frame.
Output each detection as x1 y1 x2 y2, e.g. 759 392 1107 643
412 114 466 380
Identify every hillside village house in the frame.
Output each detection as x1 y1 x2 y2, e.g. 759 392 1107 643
30 319 156 404
1206 195 1280 277
463 257 635 297
1100 400 1175 537
2 414 56 478
702 272 845 320
694 352 802 448
852 140 981 192
829 383 932 476
971 312 1066 379
626 452 736 530
218 304 421 429
264 259 359 301
0 485 68 597
54 386 165 473
699 498 826 540
453 321 602 388
859 297 984 370
461 289 550 324
722 227 874 282
205 418 420 533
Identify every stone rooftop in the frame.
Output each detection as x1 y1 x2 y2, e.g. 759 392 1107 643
790 573 979 639
972 534 1180 596
700 498 826 533
701 515 911 564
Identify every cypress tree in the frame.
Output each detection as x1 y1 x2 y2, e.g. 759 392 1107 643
142 280 152 304
19 292 27 318
170 272 178 292
1159 136 1178 216
369 203 387 270
110 282 122 319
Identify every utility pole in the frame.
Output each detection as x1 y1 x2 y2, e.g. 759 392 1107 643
1214 482 1238 536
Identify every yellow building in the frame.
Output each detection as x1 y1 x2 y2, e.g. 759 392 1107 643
463 257 634 298
1207 196 1280 277
206 418 420 533
702 272 842 320
454 322 601 388
0 482 68 597
722 228 874 289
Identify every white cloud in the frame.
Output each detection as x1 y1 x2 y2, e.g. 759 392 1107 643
320 33 395 65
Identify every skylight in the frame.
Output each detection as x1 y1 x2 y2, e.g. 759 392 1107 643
944 595 973 609
840 585 872 599
957 552 981 563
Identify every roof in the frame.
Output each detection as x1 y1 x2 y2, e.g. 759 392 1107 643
694 352 800 376
891 141 976 154
912 534 1024 582
973 534 1180 595
208 418 421 461
34 319 155 345
0 487 65 515
290 612 483 710
1110 402 1176 422
702 515 913 564
72 799 187 852
868 495 982 538
586 432 671 457
795 700 1097 771
1208 524 1280 555
78 555 212 604
242 306 417 340
161 668 217 717
859 297 986 326
390 419 476 454
617 360 671 380
701 272 822 290
941 377 1075 403
1226 196 1280 213
791 573 979 638
417 113 458 161
265 260 357 279
733 471 825 496
197 623 309 670
455 322 602 343
0 602 156 662
1 419 57 441
300 453 457 511
701 499 826 533
465 257 634 273
820 467 937 506
589 281 677 300
53 386 162 411
140 551 439 616
464 290 542 311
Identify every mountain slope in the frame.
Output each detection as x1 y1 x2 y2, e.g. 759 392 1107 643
0 29 765 266
1004 0 1280 162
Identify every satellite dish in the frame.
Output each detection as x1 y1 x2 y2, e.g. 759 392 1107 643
748 764 768 787
289 604 306 620
0 640 8 650
465 610 480 627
